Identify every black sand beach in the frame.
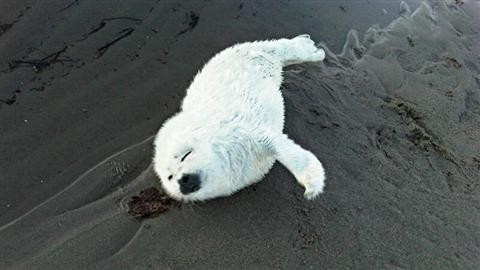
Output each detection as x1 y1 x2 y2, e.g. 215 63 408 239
1 0 479 269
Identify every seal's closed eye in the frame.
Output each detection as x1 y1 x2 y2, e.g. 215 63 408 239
181 150 192 162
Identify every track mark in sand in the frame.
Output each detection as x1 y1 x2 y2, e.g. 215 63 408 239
443 57 462 69
462 87 480 119
30 211 125 263
7 46 73 73
0 89 21 105
372 125 401 163
57 0 79 13
420 56 462 74
78 17 142 59
386 98 461 165
384 98 480 194
292 194 321 252
235 3 244 19
95 28 135 58
79 17 142 41
446 171 477 194
105 222 143 260
55 160 145 217
407 35 415 47
0 23 13 36
0 45 75 108
0 136 154 232
176 11 199 37
0 6 29 38
306 106 340 128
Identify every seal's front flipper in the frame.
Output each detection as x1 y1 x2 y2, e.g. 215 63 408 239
271 134 326 199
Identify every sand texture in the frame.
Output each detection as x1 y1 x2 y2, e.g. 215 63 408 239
0 1 479 269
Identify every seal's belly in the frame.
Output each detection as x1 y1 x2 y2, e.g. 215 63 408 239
254 87 284 133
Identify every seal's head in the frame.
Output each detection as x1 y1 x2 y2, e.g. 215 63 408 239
153 113 235 201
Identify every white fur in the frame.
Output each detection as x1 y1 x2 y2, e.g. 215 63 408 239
153 34 326 201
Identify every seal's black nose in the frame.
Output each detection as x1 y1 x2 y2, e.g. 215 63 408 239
178 173 201 194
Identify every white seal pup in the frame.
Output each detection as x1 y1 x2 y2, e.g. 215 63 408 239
153 35 326 201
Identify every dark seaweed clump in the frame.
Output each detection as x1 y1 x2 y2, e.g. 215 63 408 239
127 187 179 220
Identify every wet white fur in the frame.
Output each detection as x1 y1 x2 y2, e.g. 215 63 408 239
153 35 326 201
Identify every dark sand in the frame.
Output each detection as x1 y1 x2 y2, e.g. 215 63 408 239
1 0 479 269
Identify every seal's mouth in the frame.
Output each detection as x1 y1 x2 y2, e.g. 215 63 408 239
179 183 201 194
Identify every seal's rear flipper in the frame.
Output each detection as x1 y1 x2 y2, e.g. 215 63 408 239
276 34 326 66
